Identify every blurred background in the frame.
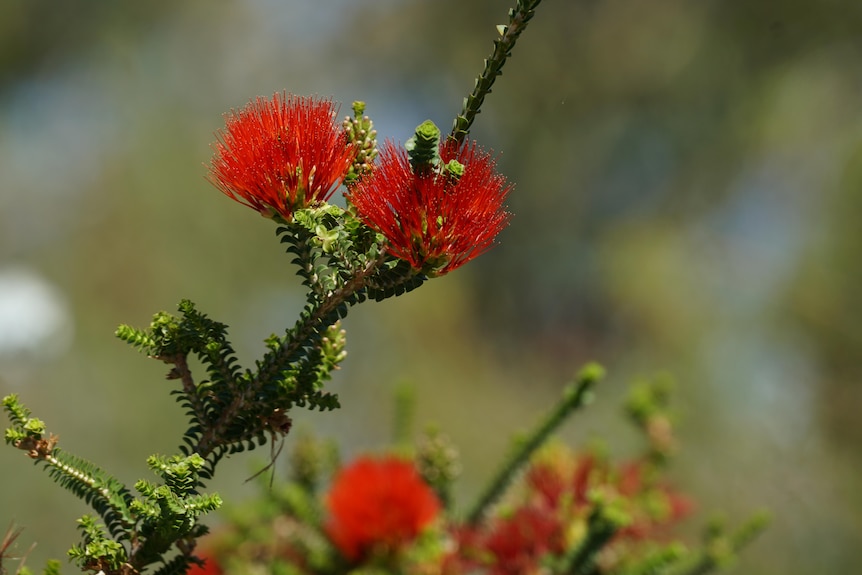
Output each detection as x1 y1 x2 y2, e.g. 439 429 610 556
1 0 860 572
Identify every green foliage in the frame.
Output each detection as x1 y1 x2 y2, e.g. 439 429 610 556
4 396 224 574
42 449 134 539
278 204 424 307
663 514 770 575
622 545 687 575
4 396 136 541
6 188 425 571
35 194 433 570
414 428 461 510
2 395 32 431
42 560 62 575
67 516 128 573
561 493 630 574
363 259 426 302
625 375 678 465
450 0 543 143
129 455 221 568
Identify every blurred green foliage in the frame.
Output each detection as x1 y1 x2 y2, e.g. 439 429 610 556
0 1 860 573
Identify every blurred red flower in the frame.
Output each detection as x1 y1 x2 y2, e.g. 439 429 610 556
616 461 694 540
483 506 564 575
525 450 693 545
348 140 511 276
208 93 355 220
325 455 440 562
187 552 223 575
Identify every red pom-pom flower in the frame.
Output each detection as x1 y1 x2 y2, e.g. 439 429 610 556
325 455 440 562
348 140 512 276
208 93 355 220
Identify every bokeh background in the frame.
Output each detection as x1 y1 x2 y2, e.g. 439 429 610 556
1 0 860 572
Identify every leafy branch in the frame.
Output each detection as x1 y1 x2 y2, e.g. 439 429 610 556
2 201 421 575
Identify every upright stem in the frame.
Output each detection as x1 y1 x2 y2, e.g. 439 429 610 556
465 363 604 526
450 0 544 145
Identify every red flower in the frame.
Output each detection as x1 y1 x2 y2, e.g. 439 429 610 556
483 506 564 575
571 454 597 506
525 459 569 510
347 140 511 276
441 525 484 575
616 462 694 540
325 455 440 562
208 93 355 220
187 553 222 575
526 449 596 510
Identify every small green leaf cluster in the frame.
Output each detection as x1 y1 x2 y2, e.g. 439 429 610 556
625 374 678 465
129 455 222 569
3 395 47 448
67 517 128 574
281 205 425 305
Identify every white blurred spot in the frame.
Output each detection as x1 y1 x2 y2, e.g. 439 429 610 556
0 266 73 362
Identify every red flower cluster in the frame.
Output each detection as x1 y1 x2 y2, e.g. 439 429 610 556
524 449 693 542
325 455 440 562
445 448 693 574
177 446 695 574
208 93 356 220
482 507 565 575
348 140 512 276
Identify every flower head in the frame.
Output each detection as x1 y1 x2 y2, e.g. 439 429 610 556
347 135 511 276
325 455 440 562
208 93 355 220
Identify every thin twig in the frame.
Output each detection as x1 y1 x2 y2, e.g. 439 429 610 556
465 363 604 525
450 0 544 144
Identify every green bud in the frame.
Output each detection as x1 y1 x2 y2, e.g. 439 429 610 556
444 159 465 180
405 120 441 173
314 224 340 253
23 418 46 435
